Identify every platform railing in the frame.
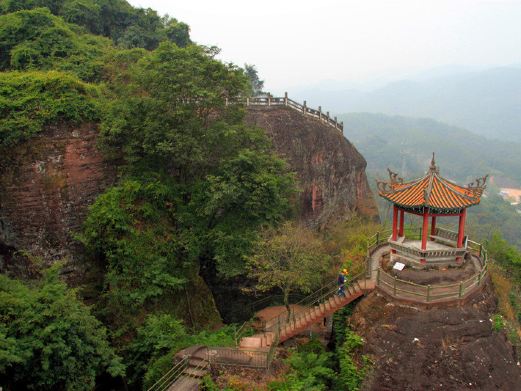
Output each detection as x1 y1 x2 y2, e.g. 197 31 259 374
368 228 488 303
228 93 344 133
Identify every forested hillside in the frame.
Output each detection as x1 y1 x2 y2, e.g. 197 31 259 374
0 1 296 388
340 112 521 249
298 67 521 142
0 1 379 389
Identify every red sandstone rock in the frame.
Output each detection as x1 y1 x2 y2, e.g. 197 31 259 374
245 106 379 227
0 123 116 267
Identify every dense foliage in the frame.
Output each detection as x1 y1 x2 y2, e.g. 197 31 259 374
268 340 336 391
0 266 124 390
0 70 99 147
0 7 111 79
127 314 236 389
79 179 190 333
0 0 191 49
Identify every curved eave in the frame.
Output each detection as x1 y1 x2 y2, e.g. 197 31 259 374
379 192 482 213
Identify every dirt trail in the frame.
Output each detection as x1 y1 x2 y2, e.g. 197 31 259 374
351 283 521 390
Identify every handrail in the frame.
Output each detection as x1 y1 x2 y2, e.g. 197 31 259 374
262 269 368 333
147 356 188 391
369 228 489 303
229 93 344 133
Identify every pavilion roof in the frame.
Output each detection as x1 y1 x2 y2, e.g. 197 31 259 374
377 154 487 212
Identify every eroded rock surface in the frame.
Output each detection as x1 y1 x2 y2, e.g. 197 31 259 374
246 106 378 228
351 284 521 390
0 124 116 274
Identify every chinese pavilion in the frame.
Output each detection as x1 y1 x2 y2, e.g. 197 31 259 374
377 154 487 267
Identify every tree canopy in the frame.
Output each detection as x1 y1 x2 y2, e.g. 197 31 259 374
247 221 332 315
0 266 124 390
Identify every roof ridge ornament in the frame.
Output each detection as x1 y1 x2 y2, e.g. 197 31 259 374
387 168 403 184
429 152 439 174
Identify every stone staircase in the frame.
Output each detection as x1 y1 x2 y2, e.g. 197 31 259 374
240 279 374 349
166 356 209 391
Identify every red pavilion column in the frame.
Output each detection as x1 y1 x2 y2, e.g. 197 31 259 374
421 211 429 264
431 216 437 236
398 209 405 237
457 209 467 248
392 205 398 241
421 212 429 250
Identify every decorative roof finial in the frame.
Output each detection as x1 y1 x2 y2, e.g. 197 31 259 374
429 152 438 173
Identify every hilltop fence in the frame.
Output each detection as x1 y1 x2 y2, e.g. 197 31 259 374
227 93 344 133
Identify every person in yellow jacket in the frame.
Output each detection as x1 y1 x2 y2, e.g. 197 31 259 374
337 268 348 297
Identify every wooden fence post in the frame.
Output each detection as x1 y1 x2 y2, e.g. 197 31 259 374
303 100 307 114
246 97 250 106
326 111 330 120
393 276 397 296
268 94 271 106
318 106 322 120
427 285 431 302
459 282 463 298
284 92 288 106
225 97 228 106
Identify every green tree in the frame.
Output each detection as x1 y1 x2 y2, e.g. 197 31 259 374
79 179 190 332
0 265 124 390
268 341 335 391
244 63 264 96
247 222 332 318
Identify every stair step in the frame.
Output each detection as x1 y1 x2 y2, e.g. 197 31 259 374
188 359 208 368
184 367 208 378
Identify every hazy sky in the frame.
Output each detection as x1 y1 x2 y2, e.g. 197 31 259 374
128 0 521 93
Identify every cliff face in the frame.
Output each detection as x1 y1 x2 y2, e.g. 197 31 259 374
0 124 116 275
0 107 378 273
245 106 378 227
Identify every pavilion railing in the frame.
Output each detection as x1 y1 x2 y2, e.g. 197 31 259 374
388 241 467 260
367 228 489 303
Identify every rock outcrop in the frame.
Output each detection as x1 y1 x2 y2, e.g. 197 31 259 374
351 284 521 390
0 123 116 275
0 106 378 274
245 106 378 228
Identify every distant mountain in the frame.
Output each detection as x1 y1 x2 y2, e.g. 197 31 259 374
340 113 521 186
296 67 521 142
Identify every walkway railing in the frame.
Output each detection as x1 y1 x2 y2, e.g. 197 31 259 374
261 269 368 334
227 93 344 133
367 228 489 303
147 356 189 391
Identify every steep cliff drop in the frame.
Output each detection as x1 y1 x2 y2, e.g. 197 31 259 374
245 105 379 228
0 124 116 279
